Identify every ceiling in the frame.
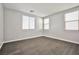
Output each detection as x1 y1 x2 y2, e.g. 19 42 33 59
3 3 79 17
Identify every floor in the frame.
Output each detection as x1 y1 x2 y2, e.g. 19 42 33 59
0 36 79 55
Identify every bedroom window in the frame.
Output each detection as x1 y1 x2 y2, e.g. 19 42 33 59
44 18 49 30
65 11 79 30
22 15 35 29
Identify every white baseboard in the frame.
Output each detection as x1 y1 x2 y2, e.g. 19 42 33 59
0 42 3 49
44 35 79 44
4 35 79 45
4 35 43 43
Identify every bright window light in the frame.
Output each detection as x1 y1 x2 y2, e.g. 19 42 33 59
22 15 35 29
65 21 78 30
44 18 49 30
65 11 79 30
65 11 78 21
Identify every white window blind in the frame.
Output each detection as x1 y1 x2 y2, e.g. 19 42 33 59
65 11 79 30
44 18 49 29
22 15 35 29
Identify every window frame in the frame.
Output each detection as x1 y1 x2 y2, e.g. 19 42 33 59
43 17 50 30
64 11 79 31
22 15 36 30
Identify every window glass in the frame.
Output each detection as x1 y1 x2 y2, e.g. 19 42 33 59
22 15 35 29
65 11 78 21
44 18 49 29
65 21 78 30
65 11 79 30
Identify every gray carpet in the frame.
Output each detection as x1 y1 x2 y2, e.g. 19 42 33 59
0 36 79 55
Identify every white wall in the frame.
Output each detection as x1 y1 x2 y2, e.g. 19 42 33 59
0 4 3 48
44 6 79 44
4 5 79 44
4 8 43 43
